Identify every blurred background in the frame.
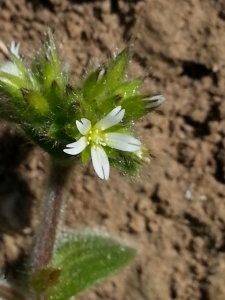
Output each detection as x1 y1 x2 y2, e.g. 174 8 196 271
0 0 225 299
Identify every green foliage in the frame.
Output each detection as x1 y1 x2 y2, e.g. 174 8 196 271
105 49 129 92
0 32 164 173
39 232 136 300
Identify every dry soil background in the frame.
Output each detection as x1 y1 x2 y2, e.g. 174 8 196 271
0 0 225 300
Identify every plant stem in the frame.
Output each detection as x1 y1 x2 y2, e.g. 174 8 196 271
32 161 71 269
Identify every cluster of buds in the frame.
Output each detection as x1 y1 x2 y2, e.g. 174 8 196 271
0 33 165 179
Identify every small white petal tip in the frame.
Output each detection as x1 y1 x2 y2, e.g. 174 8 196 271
76 118 91 135
10 41 20 58
97 68 105 82
145 95 165 109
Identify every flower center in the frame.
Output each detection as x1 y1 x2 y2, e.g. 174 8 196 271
87 129 107 148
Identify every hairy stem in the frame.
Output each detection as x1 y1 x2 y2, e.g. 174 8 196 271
32 161 71 269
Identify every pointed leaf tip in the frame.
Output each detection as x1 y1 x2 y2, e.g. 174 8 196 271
106 49 130 91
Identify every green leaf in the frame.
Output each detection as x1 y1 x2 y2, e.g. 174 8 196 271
46 232 136 300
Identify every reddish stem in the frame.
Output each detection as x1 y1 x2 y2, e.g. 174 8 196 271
32 162 71 269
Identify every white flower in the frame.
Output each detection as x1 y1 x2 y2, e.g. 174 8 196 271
63 106 141 180
0 41 20 76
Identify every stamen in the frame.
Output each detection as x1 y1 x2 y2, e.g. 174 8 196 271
85 125 110 150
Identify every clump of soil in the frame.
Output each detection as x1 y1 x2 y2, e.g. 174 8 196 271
0 0 225 299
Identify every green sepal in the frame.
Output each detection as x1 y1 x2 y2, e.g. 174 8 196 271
45 232 136 300
111 150 143 177
43 60 60 90
64 85 82 118
96 95 121 118
65 84 79 104
83 67 105 101
30 58 44 88
121 95 145 122
30 32 67 93
105 49 130 92
103 147 117 159
112 78 142 99
81 146 91 163
45 80 63 112
21 88 49 114
0 71 26 98
12 55 30 82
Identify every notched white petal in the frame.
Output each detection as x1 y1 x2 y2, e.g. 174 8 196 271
95 106 125 130
106 133 141 152
91 147 110 180
76 118 91 135
63 136 87 155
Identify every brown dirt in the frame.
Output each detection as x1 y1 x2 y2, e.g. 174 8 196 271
0 0 225 299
